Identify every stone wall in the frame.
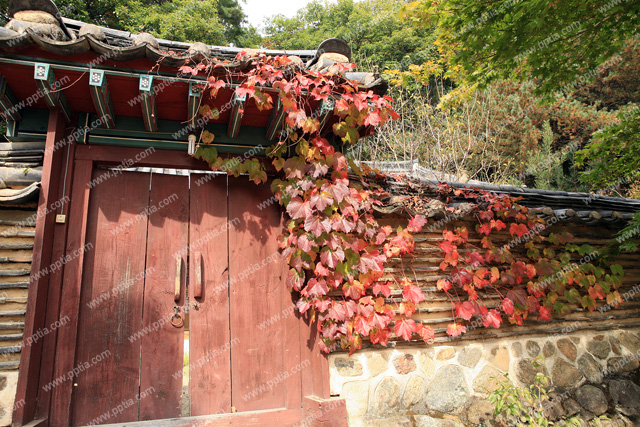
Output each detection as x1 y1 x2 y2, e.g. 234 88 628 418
329 328 640 427
0 371 18 426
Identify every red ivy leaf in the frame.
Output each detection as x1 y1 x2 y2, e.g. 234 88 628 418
501 298 515 315
304 216 331 237
402 283 425 304
437 278 452 292
446 322 467 337
440 240 455 254
354 315 371 336
306 279 328 297
373 281 391 298
483 309 502 329
407 215 427 233
455 301 477 320
286 197 311 220
417 324 435 343
478 223 492 236
537 306 552 321
509 223 529 237
370 328 389 346
394 318 416 341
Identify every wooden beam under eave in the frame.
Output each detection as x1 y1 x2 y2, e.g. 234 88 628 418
0 75 22 121
317 98 335 133
227 93 246 138
139 75 158 132
188 82 202 128
266 97 285 141
33 63 72 123
88 69 115 129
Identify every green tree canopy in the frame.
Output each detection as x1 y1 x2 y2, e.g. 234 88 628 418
263 0 437 71
406 0 640 96
9 0 261 47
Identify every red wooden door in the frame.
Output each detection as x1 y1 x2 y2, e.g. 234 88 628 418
66 169 302 426
72 170 189 426
188 175 301 416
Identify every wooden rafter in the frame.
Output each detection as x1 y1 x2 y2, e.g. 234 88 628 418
266 98 285 141
0 75 21 121
88 69 115 129
188 82 202 128
33 63 71 122
227 93 246 138
139 75 158 132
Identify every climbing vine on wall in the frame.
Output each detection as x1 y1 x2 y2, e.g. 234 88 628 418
180 52 625 354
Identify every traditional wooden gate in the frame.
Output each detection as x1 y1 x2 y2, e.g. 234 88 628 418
40 146 327 427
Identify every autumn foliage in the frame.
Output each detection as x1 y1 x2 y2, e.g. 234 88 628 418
182 53 625 354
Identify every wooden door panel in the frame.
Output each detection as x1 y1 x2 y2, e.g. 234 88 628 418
189 174 232 416
72 170 152 426
139 173 189 420
228 178 299 413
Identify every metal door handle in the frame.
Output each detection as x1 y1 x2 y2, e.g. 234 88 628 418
174 256 181 302
194 252 202 299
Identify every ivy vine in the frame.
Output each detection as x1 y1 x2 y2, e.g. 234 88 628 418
181 52 625 355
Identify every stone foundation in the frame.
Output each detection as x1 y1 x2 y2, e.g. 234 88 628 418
0 371 18 426
329 329 640 427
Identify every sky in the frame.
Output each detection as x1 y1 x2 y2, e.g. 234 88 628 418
243 0 316 28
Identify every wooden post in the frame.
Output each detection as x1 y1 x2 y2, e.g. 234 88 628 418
13 109 66 426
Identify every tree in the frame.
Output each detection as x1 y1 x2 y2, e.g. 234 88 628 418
405 0 640 250
21 0 262 47
405 0 640 96
263 0 437 72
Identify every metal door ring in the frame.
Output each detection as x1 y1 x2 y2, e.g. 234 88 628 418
170 314 184 328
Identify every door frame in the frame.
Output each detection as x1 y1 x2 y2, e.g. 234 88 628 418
13 109 344 427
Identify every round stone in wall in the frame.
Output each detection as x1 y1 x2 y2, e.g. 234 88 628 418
607 356 640 373
511 342 522 357
402 375 426 408
526 340 541 357
516 358 548 386
577 353 603 383
0 375 6 392
587 335 611 359
557 338 577 361
368 353 389 377
342 381 369 418
489 346 510 371
425 365 470 414
609 336 622 355
575 385 608 415
334 357 363 377
436 348 455 361
551 359 584 388
393 354 417 374
458 347 482 368
375 377 401 413
617 331 640 354
608 379 640 417
543 341 556 357
472 365 503 394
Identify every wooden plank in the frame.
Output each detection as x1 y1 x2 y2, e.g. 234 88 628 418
49 159 93 427
228 178 292 412
36 135 77 420
71 170 152 426
189 174 232 416
300 318 330 399
13 109 66 426
139 173 189 420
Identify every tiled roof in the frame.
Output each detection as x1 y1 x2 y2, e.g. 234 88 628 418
0 0 387 93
